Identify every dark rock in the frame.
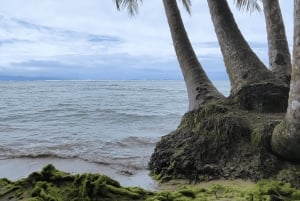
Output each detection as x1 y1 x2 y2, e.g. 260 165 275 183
149 99 300 187
233 83 289 113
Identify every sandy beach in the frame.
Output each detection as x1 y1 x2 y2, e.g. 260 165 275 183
0 157 158 190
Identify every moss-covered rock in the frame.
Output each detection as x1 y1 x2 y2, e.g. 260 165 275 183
0 164 151 201
149 99 300 187
1 165 300 200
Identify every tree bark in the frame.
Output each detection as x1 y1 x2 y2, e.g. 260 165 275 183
263 0 292 85
271 0 300 162
207 0 289 113
163 0 224 111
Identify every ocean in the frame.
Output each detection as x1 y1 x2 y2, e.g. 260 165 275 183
0 80 230 185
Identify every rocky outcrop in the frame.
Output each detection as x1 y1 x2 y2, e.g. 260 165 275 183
149 99 300 187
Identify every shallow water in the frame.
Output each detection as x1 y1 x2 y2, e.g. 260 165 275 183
0 80 230 177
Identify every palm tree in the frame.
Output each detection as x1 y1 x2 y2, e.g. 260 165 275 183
116 0 224 111
271 0 300 161
262 0 292 85
207 0 289 113
235 0 292 86
225 0 292 95
162 0 224 111
116 0 290 113
116 0 300 183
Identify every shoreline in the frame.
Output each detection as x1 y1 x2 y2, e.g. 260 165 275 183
0 157 257 191
2 164 300 201
0 157 158 190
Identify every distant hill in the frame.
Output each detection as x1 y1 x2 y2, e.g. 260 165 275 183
0 75 58 81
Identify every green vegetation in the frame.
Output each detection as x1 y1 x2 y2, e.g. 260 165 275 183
1 165 300 200
0 164 151 201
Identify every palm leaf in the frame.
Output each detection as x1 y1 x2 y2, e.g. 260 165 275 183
182 0 192 14
116 0 191 15
234 0 261 13
115 0 143 16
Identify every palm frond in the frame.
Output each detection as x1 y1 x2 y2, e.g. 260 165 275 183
116 0 191 16
182 0 192 14
234 0 261 13
115 0 143 16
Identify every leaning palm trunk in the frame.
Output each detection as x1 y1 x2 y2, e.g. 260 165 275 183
271 0 300 161
207 0 289 112
263 0 292 85
163 0 224 111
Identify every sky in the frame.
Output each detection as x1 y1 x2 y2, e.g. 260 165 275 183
0 0 294 80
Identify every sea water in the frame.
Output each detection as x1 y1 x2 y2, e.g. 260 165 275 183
0 80 229 177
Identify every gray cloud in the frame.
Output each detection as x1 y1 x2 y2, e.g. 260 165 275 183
0 0 293 80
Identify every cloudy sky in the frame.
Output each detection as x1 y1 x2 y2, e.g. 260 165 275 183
0 0 293 80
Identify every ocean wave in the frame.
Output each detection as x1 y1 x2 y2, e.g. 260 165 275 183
121 136 158 146
0 124 17 132
104 136 157 148
97 108 181 119
0 80 191 173
0 140 152 170
0 153 76 161
0 153 148 170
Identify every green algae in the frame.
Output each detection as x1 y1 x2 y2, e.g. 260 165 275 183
148 181 300 201
150 101 255 182
1 165 300 201
0 165 150 201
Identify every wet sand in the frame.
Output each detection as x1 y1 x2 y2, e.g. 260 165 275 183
0 157 158 190
158 178 255 191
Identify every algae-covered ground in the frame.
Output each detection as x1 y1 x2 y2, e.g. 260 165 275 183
1 164 300 201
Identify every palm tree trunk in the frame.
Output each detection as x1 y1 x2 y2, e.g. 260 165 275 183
271 0 300 161
207 0 289 113
263 0 292 85
163 0 224 111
